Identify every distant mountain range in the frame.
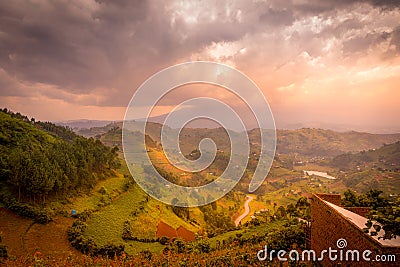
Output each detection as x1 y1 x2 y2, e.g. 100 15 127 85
278 122 400 134
56 119 117 129
55 117 400 134
76 120 400 159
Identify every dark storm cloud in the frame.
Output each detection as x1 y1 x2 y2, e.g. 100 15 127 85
93 0 148 24
343 31 392 55
391 26 400 52
0 0 399 107
0 1 109 92
369 0 400 8
0 0 179 92
259 8 295 27
0 0 255 105
292 0 400 15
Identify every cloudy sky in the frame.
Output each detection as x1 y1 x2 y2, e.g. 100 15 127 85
1 0 399 132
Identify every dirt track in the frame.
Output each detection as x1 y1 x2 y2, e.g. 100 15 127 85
234 195 254 227
0 208 80 257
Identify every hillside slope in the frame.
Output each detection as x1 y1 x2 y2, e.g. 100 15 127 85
0 109 120 203
82 122 400 158
331 141 400 171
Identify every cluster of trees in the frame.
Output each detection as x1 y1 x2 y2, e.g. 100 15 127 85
247 197 310 227
0 108 32 124
36 121 76 142
342 189 388 208
199 204 235 236
0 195 53 223
171 204 190 220
343 189 400 239
0 109 120 203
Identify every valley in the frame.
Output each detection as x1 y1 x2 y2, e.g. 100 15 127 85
0 109 399 265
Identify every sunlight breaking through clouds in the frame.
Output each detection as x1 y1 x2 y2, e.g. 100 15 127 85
0 0 399 132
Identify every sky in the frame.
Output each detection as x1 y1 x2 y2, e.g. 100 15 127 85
0 0 400 132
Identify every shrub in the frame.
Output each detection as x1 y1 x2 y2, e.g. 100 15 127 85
0 195 53 224
121 220 158 242
159 236 169 245
171 239 186 253
98 186 107 195
122 220 134 240
75 209 92 221
195 241 210 253
97 243 125 258
122 174 135 192
139 250 152 261
0 245 7 258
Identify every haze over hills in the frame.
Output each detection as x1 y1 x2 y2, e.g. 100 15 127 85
277 122 400 134
56 115 400 134
56 119 117 130
270 128 400 157
1 108 400 266
331 141 400 171
76 121 400 159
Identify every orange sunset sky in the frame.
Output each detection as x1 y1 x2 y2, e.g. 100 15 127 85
0 0 399 132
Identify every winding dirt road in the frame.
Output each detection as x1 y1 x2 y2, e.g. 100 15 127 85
234 195 254 227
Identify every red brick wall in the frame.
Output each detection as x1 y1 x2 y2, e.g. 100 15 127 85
316 193 342 206
344 207 371 218
311 194 400 267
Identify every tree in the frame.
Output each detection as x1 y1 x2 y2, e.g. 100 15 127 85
343 189 387 208
1 109 122 204
341 189 399 240
342 189 358 206
275 206 287 219
367 197 400 240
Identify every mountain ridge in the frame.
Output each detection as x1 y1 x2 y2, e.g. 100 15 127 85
56 117 400 134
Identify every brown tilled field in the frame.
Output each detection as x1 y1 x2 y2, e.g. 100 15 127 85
0 208 80 257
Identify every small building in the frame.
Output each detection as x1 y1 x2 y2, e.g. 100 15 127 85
156 220 195 242
176 226 195 242
156 221 177 240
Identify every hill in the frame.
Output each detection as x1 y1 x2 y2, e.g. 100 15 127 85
2 108 399 261
56 119 115 130
82 122 400 159
0 109 120 204
78 122 400 197
76 122 122 138
263 128 400 158
331 141 400 171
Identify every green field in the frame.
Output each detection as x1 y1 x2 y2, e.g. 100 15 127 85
82 182 202 254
